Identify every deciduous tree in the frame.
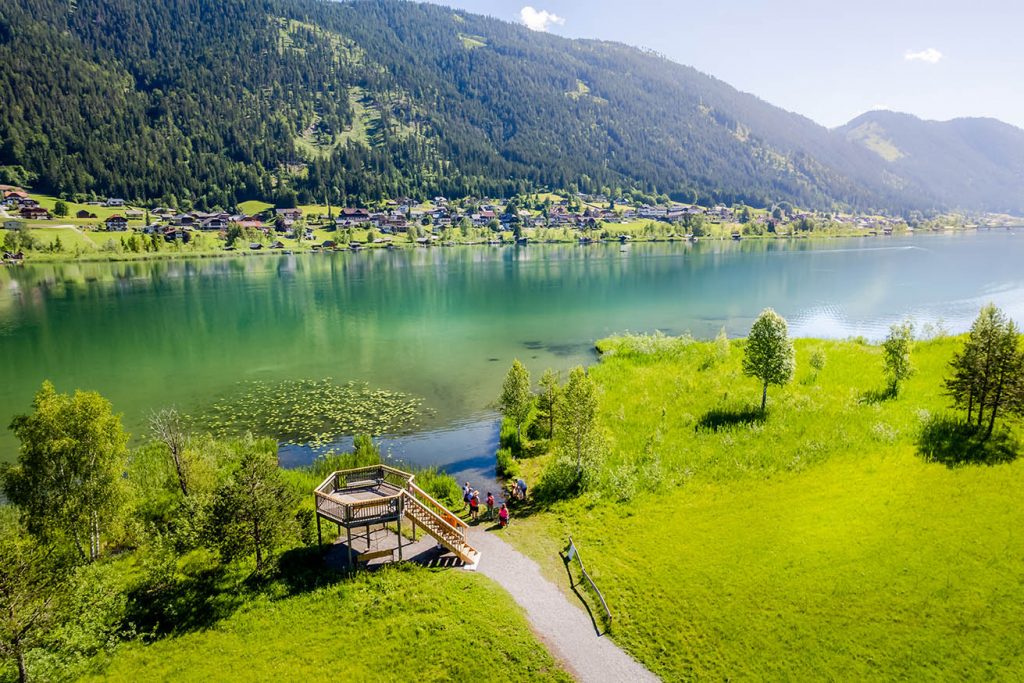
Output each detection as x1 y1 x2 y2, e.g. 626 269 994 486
499 359 532 445
536 369 562 439
742 308 796 411
882 321 915 396
557 366 602 483
2 382 129 561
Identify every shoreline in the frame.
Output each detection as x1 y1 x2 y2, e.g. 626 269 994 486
3 225 994 266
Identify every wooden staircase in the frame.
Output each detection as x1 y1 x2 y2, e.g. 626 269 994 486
402 483 480 567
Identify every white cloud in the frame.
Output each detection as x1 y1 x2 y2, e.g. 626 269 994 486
520 6 565 32
904 48 943 64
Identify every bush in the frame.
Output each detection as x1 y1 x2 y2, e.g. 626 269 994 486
535 454 594 501
596 331 693 360
917 415 1020 466
413 468 462 509
495 447 520 480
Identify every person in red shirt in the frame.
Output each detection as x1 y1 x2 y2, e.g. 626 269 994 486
469 490 480 521
486 492 495 520
498 503 509 528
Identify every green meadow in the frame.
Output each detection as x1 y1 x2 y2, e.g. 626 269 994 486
91 564 569 682
501 335 1024 680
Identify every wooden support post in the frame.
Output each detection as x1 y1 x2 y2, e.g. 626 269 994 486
316 514 322 547
397 511 403 562
346 526 353 572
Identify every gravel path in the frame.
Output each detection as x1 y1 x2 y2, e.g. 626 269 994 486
469 528 659 683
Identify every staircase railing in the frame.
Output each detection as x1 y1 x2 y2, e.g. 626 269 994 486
405 483 468 536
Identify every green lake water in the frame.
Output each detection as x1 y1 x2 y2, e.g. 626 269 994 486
2 232 1022 484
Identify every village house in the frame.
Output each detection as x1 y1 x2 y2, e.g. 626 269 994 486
275 207 303 221
4 220 23 231
105 198 126 207
199 216 228 231
76 209 98 219
235 217 264 230
20 206 50 220
105 215 129 231
2 190 29 207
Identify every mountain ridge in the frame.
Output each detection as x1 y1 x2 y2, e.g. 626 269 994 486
0 0 1020 213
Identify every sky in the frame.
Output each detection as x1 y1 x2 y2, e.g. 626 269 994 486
431 0 1024 130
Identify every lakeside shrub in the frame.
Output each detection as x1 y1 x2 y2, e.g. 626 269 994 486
496 447 520 480
596 331 694 360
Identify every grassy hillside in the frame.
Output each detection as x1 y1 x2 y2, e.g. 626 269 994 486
501 335 1024 680
90 564 569 682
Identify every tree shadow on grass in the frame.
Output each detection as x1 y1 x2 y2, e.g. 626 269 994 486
124 564 245 640
695 405 765 432
124 545 349 640
860 385 897 405
918 415 1020 467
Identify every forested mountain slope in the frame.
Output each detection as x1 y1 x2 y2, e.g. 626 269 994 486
0 0 1020 212
839 111 1024 214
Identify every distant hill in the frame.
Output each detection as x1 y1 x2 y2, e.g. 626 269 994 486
839 111 1024 214
0 0 1020 213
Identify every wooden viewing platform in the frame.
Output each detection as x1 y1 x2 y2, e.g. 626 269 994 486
314 464 480 568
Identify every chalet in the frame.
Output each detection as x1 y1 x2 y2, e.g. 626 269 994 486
164 227 189 242
169 214 195 226
76 209 98 219
3 190 28 205
199 216 228 231
105 215 129 231
125 209 145 220
20 206 50 220
237 218 264 230
382 215 408 232
105 198 126 207
271 240 285 249
338 208 370 223
275 208 303 221
249 242 263 250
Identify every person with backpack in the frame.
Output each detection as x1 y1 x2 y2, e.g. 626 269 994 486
462 482 471 511
486 491 495 520
469 490 480 521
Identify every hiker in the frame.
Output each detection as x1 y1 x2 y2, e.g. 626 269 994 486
469 490 480 521
462 482 471 511
516 477 528 501
498 503 509 528
486 491 495 520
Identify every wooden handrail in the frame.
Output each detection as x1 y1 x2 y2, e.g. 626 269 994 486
402 491 467 541
405 482 468 530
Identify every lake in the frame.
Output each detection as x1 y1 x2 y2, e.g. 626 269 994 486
2 231 1022 488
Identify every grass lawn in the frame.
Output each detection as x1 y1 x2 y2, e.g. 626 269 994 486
28 194 137 221
90 564 569 682
237 200 273 216
502 336 1024 680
